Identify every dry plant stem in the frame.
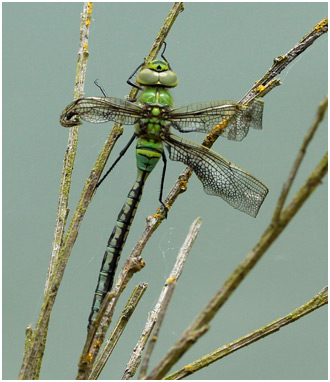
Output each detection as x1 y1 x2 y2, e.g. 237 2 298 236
145 109 328 379
75 3 184 379
18 3 93 380
139 282 176 379
77 255 147 379
46 3 93 290
120 217 202 380
53 124 123 279
88 283 148 380
138 219 203 378
165 287 328 380
239 17 328 105
272 96 328 222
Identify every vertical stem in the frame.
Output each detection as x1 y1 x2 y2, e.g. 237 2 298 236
18 3 93 380
46 2 93 290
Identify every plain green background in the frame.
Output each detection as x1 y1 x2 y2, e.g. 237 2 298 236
3 2 328 380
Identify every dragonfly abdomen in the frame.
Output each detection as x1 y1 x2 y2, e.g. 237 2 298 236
136 137 163 172
88 169 149 328
87 140 164 329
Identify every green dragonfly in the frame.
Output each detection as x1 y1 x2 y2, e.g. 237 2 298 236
60 47 268 329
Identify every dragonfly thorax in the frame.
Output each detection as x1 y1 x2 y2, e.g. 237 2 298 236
137 87 174 108
135 114 170 140
136 87 173 142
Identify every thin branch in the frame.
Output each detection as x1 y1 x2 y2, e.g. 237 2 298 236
139 282 176 380
46 3 93 290
239 17 328 105
18 3 93 379
145 102 328 379
75 3 184 378
87 283 148 380
120 217 202 380
272 96 328 222
164 287 328 380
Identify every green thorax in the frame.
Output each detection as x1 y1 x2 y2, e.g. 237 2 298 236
134 59 177 173
137 87 174 106
135 88 174 172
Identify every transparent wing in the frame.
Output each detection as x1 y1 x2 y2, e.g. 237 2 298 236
163 132 268 217
168 99 264 141
60 97 144 127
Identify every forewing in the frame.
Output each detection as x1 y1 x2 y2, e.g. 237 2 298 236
163 133 268 217
60 97 144 127
168 99 264 141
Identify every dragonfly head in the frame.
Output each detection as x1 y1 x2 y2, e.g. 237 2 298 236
136 59 178 88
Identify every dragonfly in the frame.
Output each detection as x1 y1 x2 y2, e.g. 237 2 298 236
60 46 269 329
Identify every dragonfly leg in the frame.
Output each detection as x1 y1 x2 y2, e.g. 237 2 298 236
158 151 168 219
96 133 137 188
127 61 144 90
94 79 108 97
160 41 172 70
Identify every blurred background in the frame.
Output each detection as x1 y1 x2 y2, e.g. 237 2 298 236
3 3 327 379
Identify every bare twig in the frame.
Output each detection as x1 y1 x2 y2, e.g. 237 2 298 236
272 96 328 222
164 287 328 380
138 282 176 380
120 217 202 380
239 17 328 105
145 100 328 379
88 283 148 380
46 3 93 290
18 3 93 379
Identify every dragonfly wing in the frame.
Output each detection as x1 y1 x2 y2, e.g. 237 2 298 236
169 99 264 141
246 99 263 130
220 99 264 141
60 97 144 127
163 133 268 217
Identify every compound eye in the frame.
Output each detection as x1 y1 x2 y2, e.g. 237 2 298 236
159 70 178 87
136 68 159 86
